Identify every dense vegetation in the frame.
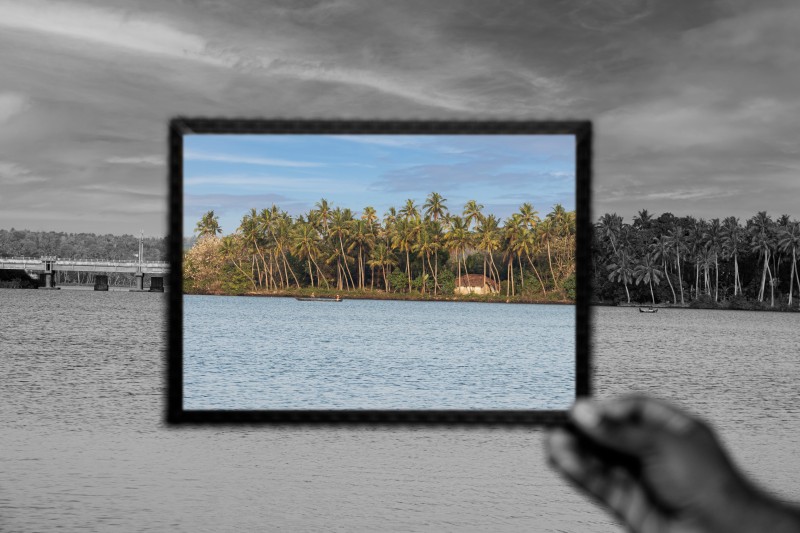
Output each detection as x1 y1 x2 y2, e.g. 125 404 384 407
0 228 168 286
593 210 800 310
184 193 577 302
6 207 797 310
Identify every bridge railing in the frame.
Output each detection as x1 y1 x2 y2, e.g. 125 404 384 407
0 257 169 265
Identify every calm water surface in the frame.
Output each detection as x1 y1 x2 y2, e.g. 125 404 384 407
184 295 575 410
2 288 799 532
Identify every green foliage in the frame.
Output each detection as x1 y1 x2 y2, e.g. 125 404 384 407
0 228 167 261
438 269 455 295
411 273 433 292
561 273 576 300
387 270 408 293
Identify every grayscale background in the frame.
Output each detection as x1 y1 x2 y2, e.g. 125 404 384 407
2 1 799 531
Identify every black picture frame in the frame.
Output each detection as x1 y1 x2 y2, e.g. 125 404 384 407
167 119 591 425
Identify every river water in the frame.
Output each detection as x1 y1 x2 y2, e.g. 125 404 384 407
1 288 799 532
184 295 575 410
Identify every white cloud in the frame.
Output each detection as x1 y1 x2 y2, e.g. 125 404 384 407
184 150 323 168
0 0 223 65
0 93 31 123
106 156 165 166
0 161 47 185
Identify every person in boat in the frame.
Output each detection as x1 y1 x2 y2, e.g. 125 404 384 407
546 395 800 532
334 294 340 301
311 292 315 298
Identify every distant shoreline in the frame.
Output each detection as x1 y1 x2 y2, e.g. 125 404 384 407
592 301 799 313
185 289 574 305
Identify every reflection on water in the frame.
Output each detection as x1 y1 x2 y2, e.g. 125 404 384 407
1 290 799 532
184 296 575 410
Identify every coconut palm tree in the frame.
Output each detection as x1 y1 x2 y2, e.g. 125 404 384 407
476 215 502 289
463 200 484 230
445 216 470 292
518 203 540 230
220 234 256 290
778 220 800 307
367 243 397 292
238 209 267 288
703 218 722 301
195 210 222 238
607 249 634 303
329 207 356 290
633 252 664 305
292 222 325 288
539 217 558 289
314 198 331 237
391 217 419 292
665 224 686 304
348 219 372 289
650 234 677 304
721 217 743 296
596 213 623 255
399 199 419 220
748 211 775 305
423 192 447 222
414 222 438 294
521 224 547 295
633 209 653 230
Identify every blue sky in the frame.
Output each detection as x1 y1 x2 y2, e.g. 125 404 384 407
184 134 575 237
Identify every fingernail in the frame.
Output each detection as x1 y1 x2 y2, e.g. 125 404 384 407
572 400 600 429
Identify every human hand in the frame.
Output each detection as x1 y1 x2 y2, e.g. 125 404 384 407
545 395 800 533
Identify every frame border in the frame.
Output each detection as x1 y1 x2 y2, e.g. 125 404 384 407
167 119 591 426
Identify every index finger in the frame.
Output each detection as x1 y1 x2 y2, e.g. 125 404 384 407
570 395 698 451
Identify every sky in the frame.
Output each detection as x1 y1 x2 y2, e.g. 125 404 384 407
184 134 575 237
1 0 799 237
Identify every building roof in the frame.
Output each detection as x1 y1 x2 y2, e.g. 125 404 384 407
456 273 499 290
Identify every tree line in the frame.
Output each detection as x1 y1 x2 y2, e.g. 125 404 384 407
593 210 800 309
185 193 577 300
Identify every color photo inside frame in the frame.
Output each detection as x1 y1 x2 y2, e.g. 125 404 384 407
182 130 579 411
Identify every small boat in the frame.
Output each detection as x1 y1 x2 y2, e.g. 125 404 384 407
639 307 658 313
295 296 343 302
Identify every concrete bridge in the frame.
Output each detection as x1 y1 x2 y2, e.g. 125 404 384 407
0 256 170 290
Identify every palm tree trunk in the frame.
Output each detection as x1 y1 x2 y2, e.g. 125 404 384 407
434 250 439 295
624 282 631 303
664 259 676 304
767 261 774 307
649 278 655 305
676 248 684 304
695 263 700 300
339 237 355 289
419 252 426 294
788 248 795 307
733 253 740 296
518 254 525 290
509 261 515 296
525 254 547 295
311 256 327 288
406 249 412 292
427 253 437 296
714 254 719 302
759 251 768 301
433 251 439 295
546 241 557 288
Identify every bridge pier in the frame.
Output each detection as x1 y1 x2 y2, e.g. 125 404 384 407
40 258 61 290
130 272 146 292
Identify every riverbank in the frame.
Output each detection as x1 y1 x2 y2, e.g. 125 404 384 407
594 298 800 312
186 287 574 305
